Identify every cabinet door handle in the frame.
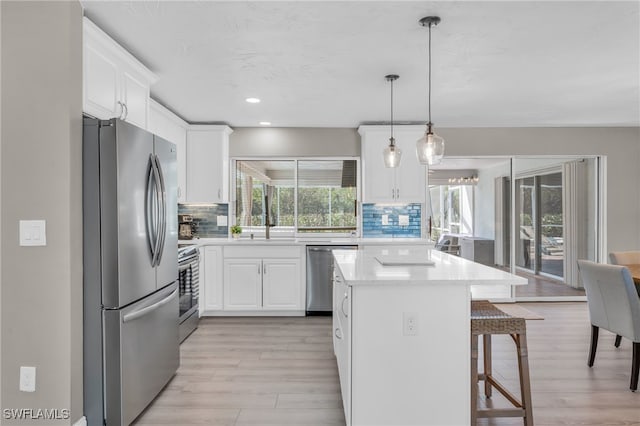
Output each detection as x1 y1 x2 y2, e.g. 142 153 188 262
335 328 343 339
177 187 182 198
218 189 221 199
263 263 267 274
122 102 128 120
396 188 399 199
392 188 395 199
117 101 125 120
341 293 349 318
258 264 261 274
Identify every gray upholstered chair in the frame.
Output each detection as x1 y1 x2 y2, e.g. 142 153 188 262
610 251 640 266
577 260 640 391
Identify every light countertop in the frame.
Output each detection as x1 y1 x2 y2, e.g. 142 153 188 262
333 246 528 287
179 237 434 247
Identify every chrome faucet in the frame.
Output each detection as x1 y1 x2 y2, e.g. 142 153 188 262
265 194 273 239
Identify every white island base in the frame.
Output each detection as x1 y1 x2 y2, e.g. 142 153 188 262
332 247 527 426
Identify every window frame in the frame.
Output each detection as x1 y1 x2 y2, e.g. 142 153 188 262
230 156 361 238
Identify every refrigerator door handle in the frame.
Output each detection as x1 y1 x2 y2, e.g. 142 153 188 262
150 155 163 267
122 287 178 323
153 154 167 265
145 155 158 266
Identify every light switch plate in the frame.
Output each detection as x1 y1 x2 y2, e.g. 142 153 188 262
19 220 46 246
399 215 409 226
217 215 228 226
381 214 389 226
19 366 36 392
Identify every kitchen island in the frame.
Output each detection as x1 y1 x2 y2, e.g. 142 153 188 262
332 246 527 426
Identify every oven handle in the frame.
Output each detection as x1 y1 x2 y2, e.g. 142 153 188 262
179 262 195 272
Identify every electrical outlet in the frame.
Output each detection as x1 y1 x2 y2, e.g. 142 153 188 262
381 214 389 226
403 312 418 336
19 366 36 392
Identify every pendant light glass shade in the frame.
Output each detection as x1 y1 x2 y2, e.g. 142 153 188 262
416 128 444 165
383 138 402 168
383 74 401 168
416 16 445 166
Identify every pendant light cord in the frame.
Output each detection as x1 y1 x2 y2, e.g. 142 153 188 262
428 22 432 127
390 77 394 145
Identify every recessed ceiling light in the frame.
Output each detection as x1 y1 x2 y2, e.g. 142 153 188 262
259 121 271 126
245 97 261 104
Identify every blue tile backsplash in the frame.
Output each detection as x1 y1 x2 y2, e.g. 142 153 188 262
362 203 422 238
178 204 228 238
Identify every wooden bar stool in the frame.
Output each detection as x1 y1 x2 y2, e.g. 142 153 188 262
471 300 534 426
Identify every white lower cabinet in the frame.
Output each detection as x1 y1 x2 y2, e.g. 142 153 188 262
203 246 223 311
333 270 351 423
223 259 263 310
332 262 471 426
262 259 301 309
201 245 304 315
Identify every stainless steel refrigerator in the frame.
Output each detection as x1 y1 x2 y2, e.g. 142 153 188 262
83 117 179 426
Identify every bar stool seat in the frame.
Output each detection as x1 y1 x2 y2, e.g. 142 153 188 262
471 300 534 426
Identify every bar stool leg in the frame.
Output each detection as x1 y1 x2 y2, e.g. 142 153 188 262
515 332 534 426
471 334 479 426
483 334 493 397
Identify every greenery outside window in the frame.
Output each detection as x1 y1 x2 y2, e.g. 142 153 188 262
233 159 358 236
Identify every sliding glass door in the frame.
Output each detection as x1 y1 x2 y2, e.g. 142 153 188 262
516 177 536 271
515 172 564 279
539 172 564 277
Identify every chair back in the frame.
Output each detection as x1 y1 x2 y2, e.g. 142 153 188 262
577 260 640 341
609 251 640 265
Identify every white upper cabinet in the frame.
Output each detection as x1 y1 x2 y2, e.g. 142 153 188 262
359 125 426 204
83 17 158 129
186 126 232 203
148 100 188 202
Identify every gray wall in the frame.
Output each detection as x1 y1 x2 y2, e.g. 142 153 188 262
231 126 640 253
438 127 640 253
1 2 83 424
230 127 360 157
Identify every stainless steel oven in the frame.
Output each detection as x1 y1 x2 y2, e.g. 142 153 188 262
178 245 199 342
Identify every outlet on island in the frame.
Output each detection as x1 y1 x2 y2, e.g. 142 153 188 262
403 312 418 336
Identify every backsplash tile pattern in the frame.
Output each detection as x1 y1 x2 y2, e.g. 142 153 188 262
362 203 422 238
178 204 228 238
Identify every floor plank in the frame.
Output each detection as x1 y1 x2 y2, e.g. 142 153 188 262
134 303 640 426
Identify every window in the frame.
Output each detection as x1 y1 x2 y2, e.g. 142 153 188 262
428 184 473 242
297 160 357 233
235 160 295 232
233 159 358 236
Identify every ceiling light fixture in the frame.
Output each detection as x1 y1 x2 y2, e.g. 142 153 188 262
448 175 479 184
259 121 271 126
416 16 445 166
383 74 401 168
245 97 261 104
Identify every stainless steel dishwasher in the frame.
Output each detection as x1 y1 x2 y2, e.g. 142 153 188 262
306 245 358 315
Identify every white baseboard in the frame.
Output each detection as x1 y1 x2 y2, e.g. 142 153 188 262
202 310 305 317
73 416 87 426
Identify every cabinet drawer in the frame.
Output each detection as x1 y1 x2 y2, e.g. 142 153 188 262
224 245 301 259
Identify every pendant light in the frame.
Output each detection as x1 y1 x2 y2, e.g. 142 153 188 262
383 74 402 168
416 16 445 166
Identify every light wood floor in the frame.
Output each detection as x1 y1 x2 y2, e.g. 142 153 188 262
133 304 640 425
514 270 585 298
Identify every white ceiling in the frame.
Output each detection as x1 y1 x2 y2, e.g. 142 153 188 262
81 1 640 128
